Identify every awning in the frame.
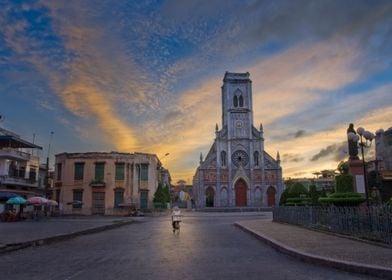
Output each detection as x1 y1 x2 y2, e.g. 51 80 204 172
0 135 42 149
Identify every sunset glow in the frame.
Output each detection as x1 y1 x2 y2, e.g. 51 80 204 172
1 1 391 183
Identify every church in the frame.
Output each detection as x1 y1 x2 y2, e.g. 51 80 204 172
193 72 283 208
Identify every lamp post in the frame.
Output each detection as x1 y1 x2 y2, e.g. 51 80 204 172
348 127 375 207
46 131 54 197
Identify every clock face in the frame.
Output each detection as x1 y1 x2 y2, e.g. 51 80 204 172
231 150 249 167
235 120 243 128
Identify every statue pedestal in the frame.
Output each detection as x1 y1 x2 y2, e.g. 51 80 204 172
348 159 365 194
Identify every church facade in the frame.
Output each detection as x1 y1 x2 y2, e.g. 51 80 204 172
193 72 283 208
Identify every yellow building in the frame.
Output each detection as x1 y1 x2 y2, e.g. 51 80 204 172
54 152 167 215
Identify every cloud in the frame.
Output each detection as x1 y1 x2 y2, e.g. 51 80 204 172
270 104 392 178
310 142 346 162
248 39 365 126
282 153 305 163
294 130 306 138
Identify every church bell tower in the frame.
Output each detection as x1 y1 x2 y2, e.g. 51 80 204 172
221 72 254 140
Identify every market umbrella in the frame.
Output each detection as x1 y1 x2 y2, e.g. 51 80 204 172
6 196 26 205
47 200 58 206
27 196 48 205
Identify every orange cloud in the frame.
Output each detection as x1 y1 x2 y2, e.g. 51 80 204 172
248 39 363 125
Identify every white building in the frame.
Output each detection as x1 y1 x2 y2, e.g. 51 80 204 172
0 128 43 212
0 128 43 196
193 72 283 208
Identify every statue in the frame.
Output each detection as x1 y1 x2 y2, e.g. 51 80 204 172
347 123 359 160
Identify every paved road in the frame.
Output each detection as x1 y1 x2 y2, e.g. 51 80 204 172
0 213 381 280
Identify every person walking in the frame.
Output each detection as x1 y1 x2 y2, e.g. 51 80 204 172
171 206 182 233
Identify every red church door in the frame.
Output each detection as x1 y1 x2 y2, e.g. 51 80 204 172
235 179 247 207
267 186 276 207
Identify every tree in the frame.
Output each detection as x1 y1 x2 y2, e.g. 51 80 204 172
337 161 349 175
163 184 171 203
279 187 290 205
153 183 165 207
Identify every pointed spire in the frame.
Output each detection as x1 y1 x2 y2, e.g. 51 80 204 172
215 123 219 132
260 123 263 131
200 152 203 164
276 151 280 163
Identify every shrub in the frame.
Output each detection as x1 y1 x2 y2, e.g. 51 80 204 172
335 175 354 193
319 192 365 206
283 183 310 206
285 197 311 206
279 187 290 206
288 183 308 197
309 185 320 206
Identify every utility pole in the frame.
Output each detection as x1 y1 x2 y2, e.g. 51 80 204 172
46 131 54 198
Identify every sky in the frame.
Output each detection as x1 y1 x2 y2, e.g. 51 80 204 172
0 0 392 184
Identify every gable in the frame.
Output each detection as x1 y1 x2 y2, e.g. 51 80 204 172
263 151 279 169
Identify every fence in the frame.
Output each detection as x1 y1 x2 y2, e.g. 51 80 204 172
273 206 392 245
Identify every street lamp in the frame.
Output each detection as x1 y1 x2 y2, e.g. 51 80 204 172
46 131 54 197
348 127 375 206
159 153 170 161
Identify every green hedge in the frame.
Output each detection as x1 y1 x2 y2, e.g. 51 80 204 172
319 192 365 206
328 192 362 198
288 183 308 196
335 175 354 192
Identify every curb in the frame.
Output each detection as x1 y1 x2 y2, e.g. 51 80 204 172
0 220 134 255
234 223 392 279
275 221 392 249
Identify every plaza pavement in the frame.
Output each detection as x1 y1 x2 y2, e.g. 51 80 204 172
1 212 391 278
236 219 392 279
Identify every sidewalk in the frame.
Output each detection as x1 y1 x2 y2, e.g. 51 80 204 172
236 219 392 279
0 216 137 254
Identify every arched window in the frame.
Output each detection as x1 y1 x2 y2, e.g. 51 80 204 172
239 95 244 107
233 95 238 107
254 151 259 166
221 151 226 167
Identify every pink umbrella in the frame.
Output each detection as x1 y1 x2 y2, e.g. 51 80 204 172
47 200 58 206
27 196 48 205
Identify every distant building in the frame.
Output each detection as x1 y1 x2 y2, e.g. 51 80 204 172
193 72 283 208
368 128 392 201
285 170 336 193
172 180 193 208
0 128 43 200
54 152 168 215
375 127 392 170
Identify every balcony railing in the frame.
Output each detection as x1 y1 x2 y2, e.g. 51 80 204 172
0 148 32 161
0 175 38 187
90 179 105 187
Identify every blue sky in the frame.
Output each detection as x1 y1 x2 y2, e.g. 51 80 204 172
1 0 392 183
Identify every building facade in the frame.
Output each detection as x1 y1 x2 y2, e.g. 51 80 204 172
285 170 336 194
0 128 43 200
193 72 283 208
370 127 392 201
54 152 168 215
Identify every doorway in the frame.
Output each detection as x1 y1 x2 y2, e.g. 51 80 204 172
205 187 215 207
92 192 105 215
267 186 276 207
235 179 247 207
